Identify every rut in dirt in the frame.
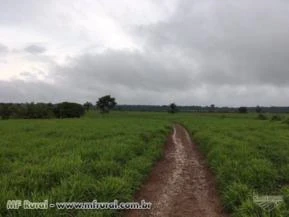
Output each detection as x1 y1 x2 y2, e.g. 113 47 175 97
125 124 228 217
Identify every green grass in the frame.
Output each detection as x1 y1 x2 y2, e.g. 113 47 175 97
179 113 289 216
1 111 289 217
0 113 170 217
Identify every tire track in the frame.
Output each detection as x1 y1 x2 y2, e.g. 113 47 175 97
125 124 228 217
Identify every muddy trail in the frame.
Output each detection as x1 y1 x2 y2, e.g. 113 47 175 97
125 124 228 217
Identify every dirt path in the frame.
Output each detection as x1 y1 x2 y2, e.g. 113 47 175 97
125 124 228 217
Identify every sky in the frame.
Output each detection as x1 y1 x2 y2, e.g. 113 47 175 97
1 0 289 106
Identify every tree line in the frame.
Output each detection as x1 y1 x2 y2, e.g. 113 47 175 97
114 105 289 113
0 95 117 120
1 94 288 120
0 102 85 119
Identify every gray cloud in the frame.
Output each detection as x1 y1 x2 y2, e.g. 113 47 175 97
0 43 8 64
24 44 46 54
138 0 289 86
0 43 8 54
53 50 195 92
1 0 289 106
1 78 289 106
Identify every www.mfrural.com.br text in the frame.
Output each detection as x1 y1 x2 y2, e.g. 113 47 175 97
6 199 152 210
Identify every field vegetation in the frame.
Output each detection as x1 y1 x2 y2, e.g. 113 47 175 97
180 113 289 216
0 113 170 217
1 111 289 216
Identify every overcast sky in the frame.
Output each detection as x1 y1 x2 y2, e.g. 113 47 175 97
1 0 289 106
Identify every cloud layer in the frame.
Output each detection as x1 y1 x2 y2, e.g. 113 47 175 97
24 44 46 54
1 0 289 106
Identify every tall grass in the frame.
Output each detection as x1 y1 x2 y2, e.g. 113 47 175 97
1 111 289 217
180 114 289 216
0 114 170 217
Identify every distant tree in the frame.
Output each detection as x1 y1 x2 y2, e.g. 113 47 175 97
32 103 54 118
54 102 85 118
209 104 215 112
8 103 21 118
0 104 12 119
96 95 117 113
83 102 93 111
9 103 53 119
26 102 36 118
168 103 178 114
256 105 262 113
238 106 248 113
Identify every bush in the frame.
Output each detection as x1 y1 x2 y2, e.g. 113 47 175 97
271 115 282 121
256 114 267 120
54 102 85 118
282 118 289 125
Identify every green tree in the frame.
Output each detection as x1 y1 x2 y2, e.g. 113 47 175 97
256 105 262 113
0 104 12 119
83 102 93 111
209 104 215 112
168 103 178 114
238 107 248 113
96 95 117 113
54 102 85 118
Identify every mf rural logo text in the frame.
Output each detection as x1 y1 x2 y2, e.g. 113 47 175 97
253 194 283 211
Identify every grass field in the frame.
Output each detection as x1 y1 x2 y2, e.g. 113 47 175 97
0 113 170 217
180 113 289 216
1 112 289 217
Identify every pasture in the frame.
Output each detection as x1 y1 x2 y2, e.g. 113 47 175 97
1 112 289 216
0 113 169 217
180 113 289 216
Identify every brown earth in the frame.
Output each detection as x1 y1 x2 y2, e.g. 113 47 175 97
125 124 229 217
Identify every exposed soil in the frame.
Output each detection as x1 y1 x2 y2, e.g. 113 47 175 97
125 124 229 217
